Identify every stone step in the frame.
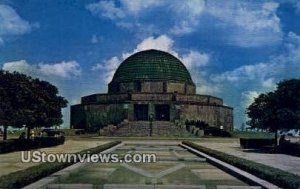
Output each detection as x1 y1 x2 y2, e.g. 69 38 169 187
112 121 192 137
103 184 206 189
48 184 93 189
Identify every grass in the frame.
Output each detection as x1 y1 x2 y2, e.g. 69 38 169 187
230 131 274 138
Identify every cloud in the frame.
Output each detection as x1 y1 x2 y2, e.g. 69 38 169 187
212 32 300 87
205 1 282 47
86 0 205 36
86 1 283 47
240 90 260 121
121 0 163 13
91 34 99 44
182 51 209 69
282 0 300 12
86 1 125 20
205 32 300 126
212 62 276 83
92 35 211 87
122 35 177 59
0 4 38 45
92 56 120 83
38 61 81 78
3 60 34 74
241 91 260 107
87 0 164 18
2 60 81 79
169 0 205 35
0 37 4 46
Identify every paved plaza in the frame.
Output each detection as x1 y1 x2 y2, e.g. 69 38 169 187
196 140 300 176
0 139 108 177
3 138 299 188
34 141 262 189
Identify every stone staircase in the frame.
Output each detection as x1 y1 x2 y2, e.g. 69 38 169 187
112 121 192 137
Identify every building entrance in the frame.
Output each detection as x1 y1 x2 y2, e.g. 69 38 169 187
134 104 149 120
155 104 170 121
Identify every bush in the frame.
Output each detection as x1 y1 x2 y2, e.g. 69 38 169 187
0 137 65 154
185 120 209 130
204 127 231 137
278 142 300 157
0 141 121 189
186 124 191 132
240 138 274 149
0 140 16 153
182 141 300 189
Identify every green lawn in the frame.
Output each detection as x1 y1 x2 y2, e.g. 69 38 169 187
231 131 274 138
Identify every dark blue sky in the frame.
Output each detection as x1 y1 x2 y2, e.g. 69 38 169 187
1 0 299 128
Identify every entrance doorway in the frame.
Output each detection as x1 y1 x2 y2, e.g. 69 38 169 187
134 104 149 120
155 104 170 121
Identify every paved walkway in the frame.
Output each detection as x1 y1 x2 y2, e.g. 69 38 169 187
195 141 300 176
0 139 108 176
121 162 185 178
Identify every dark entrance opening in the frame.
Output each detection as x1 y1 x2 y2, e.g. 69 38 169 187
155 104 170 121
134 104 149 120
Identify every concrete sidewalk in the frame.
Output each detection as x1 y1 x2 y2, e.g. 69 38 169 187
0 139 108 177
195 141 300 176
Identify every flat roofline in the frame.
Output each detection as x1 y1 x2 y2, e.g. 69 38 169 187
82 92 222 100
73 101 233 110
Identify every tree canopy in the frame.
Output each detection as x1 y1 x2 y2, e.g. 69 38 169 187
246 79 300 149
0 70 68 140
247 79 300 132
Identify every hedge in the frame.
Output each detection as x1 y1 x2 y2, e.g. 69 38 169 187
240 138 274 149
278 141 300 157
0 137 65 154
182 141 300 189
0 141 121 189
204 127 231 137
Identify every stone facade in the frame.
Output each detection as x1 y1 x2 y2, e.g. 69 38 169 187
71 92 233 131
70 49 233 132
108 80 195 94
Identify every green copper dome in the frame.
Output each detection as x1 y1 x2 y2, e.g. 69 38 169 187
111 49 194 84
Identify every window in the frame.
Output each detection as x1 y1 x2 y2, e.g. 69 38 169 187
135 81 141 92
163 82 167 92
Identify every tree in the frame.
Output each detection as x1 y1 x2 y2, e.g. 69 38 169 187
246 79 300 149
0 70 20 140
0 70 68 140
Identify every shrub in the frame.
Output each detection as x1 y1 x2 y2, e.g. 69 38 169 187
0 140 16 153
186 125 191 132
240 138 274 149
278 142 300 157
0 137 65 154
0 141 121 189
185 120 209 130
182 141 300 189
195 120 209 129
204 127 231 137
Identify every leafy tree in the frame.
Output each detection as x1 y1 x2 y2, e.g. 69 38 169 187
0 71 13 140
246 79 300 149
0 70 68 140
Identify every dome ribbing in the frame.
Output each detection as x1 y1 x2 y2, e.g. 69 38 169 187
110 49 194 84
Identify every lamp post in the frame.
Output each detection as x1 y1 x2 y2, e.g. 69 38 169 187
149 113 153 137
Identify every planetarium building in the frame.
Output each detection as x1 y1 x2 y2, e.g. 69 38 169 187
71 50 233 131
